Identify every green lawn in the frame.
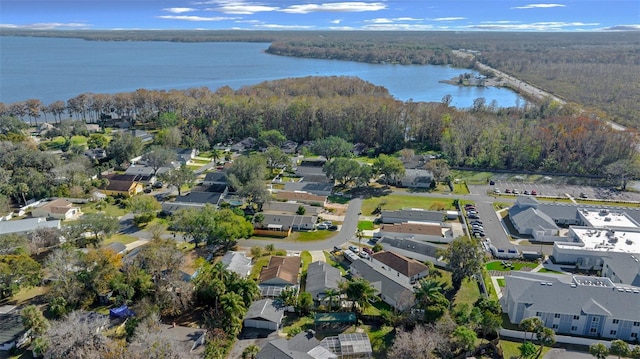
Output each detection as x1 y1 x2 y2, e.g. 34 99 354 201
481 269 498 300
451 182 470 194
366 325 395 358
250 256 271 280
301 251 312 271
486 260 538 272
290 230 337 242
497 278 506 287
499 339 552 359
281 315 314 336
453 278 481 308
358 221 375 230
538 267 564 274
103 234 139 246
361 195 456 215
80 202 128 217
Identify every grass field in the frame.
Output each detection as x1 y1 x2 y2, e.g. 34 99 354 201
358 221 375 230
538 267 564 274
499 339 551 359
103 234 139 245
290 230 337 242
453 277 481 308
80 202 128 217
486 260 538 272
496 278 506 287
361 194 456 215
301 251 312 271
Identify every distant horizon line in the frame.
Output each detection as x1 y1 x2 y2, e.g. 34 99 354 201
1 28 639 33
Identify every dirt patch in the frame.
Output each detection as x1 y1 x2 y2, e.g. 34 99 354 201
325 203 348 216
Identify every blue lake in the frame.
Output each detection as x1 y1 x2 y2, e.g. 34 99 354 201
0 36 523 108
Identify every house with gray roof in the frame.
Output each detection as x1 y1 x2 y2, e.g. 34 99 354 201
0 306 27 351
255 213 318 232
349 259 414 310
0 217 61 236
378 236 447 267
262 201 323 216
244 299 284 331
601 252 640 287
502 271 640 341
284 182 334 196
509 207 559 238
257 330 334 359
380 209 444 225
203 172 227 186
305 261 342 302
161 191 224 214
221 251 252 278
396 169 433 189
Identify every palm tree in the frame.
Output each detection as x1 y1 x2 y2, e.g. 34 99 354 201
341 278 378 314
324 288 341 311
535 327 556 359
414 279 446 310
589 343 609 359
220 292 246 336
519 316 543 342
211 148 221 165
355 228 365 249
242 344 260 359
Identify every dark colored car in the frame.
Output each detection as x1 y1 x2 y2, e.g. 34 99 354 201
468 214 480 219
363 247 374 255
489 180 495 185
328 225 338 231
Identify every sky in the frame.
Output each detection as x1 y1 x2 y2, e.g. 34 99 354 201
0 0 639 32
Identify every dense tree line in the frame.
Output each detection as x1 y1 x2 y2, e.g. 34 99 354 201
4 76 636 176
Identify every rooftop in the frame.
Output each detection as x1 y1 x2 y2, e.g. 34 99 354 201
579 208 639 228
563 227 640 254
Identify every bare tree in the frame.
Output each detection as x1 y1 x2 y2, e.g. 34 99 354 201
41 310 112 359
387 325 448 359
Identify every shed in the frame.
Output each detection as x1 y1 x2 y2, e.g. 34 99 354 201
446 210 459 219
244 299 284 331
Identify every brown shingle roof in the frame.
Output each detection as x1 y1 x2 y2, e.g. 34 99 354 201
259 256 301 285
39 198 75 214
380 223 442 236
372 251 429 278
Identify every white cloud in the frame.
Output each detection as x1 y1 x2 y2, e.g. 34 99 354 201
329 26 356 30
158 15 238 21
467 21 598 31
430 17 466 21
365 17 423 24
512 3 566 9
480 20 520 24
253 23 316 29
235 19 262 23
282 2 386 14
0 22 90 29
330 19 342 24
163 8 197 14
362 23 434 31
204 1 279 14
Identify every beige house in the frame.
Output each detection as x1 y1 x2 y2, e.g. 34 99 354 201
31 199 81 220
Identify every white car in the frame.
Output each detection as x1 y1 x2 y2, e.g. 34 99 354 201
316 224 328 230
493 188 501 194
349 245 359 253
359 251 370 260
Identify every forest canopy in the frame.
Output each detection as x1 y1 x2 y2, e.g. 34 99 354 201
1 76 635 177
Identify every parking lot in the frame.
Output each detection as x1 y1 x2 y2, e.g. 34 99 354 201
470 182 640 202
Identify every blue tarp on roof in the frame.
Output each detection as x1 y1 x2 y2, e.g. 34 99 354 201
109 305 135 318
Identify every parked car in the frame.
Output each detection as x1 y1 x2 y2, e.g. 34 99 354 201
363 247 374 255
470 220 483 226
467 210 478 215
580 192 588 198
465 205 476 211
349 245 359 253
464 204 476 209
468 214 480 219
493 188 501 194
359 251 370 260
153 181 164 188
328 225 338 231
523 190 530 195
531 190 538 196
489 180 495 185
333 246 342 253
317 224 328 230
512 189 520 194
322 221 332 226
505 189 511 194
